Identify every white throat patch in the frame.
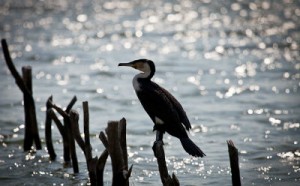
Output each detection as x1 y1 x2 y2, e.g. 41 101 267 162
132 62 152 91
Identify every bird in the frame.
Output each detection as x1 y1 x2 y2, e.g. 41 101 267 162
118 59 205 157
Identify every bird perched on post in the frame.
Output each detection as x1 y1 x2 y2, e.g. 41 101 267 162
118 59 205 157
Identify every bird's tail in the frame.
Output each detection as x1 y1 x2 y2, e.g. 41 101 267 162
180 138 206 157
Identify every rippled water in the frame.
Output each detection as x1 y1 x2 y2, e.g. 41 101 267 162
0 0 299 185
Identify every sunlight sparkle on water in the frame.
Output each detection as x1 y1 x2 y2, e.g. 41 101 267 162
277 150 300 161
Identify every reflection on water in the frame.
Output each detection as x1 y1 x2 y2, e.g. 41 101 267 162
0 0 299 185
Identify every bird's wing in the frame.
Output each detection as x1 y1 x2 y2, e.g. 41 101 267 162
136 83 180 125
137 82 191 131
156 84 192 130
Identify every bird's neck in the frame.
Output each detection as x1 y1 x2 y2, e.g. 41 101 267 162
135 70 154 80
133 71 153 91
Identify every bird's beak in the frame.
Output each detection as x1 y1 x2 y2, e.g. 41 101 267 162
118 62 130 67
118 62 135 68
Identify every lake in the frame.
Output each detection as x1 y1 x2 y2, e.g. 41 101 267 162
0 0 299 185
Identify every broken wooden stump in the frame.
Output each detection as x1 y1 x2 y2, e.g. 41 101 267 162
99 118 133 186
59 104 133 185
45 96 77 167
69 101 110 186
1 39 41 151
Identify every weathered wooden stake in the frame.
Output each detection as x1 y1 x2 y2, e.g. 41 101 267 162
1 39 41 151
46 107 67 161
45 96 56 160
69 110 79 173
153 141 180 186
227 140 241 186
82 101 98 185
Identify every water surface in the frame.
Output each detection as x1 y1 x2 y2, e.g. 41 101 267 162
0 0 299 185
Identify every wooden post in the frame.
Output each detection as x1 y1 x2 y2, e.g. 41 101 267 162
62 96 77 164
118 118 128 170
22 66 42 150
83 102 91 158
47 108 67 160
153 141 180 186
227 140 241 186
1 39 41 151
45 96 56 160
69 110 79 173
82 101 97 186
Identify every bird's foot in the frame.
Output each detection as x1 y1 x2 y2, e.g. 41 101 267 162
152 140 164 158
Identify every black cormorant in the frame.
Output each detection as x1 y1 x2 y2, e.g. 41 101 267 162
119 59 205 157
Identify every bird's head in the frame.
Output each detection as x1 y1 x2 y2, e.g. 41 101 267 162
118 59 155 78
